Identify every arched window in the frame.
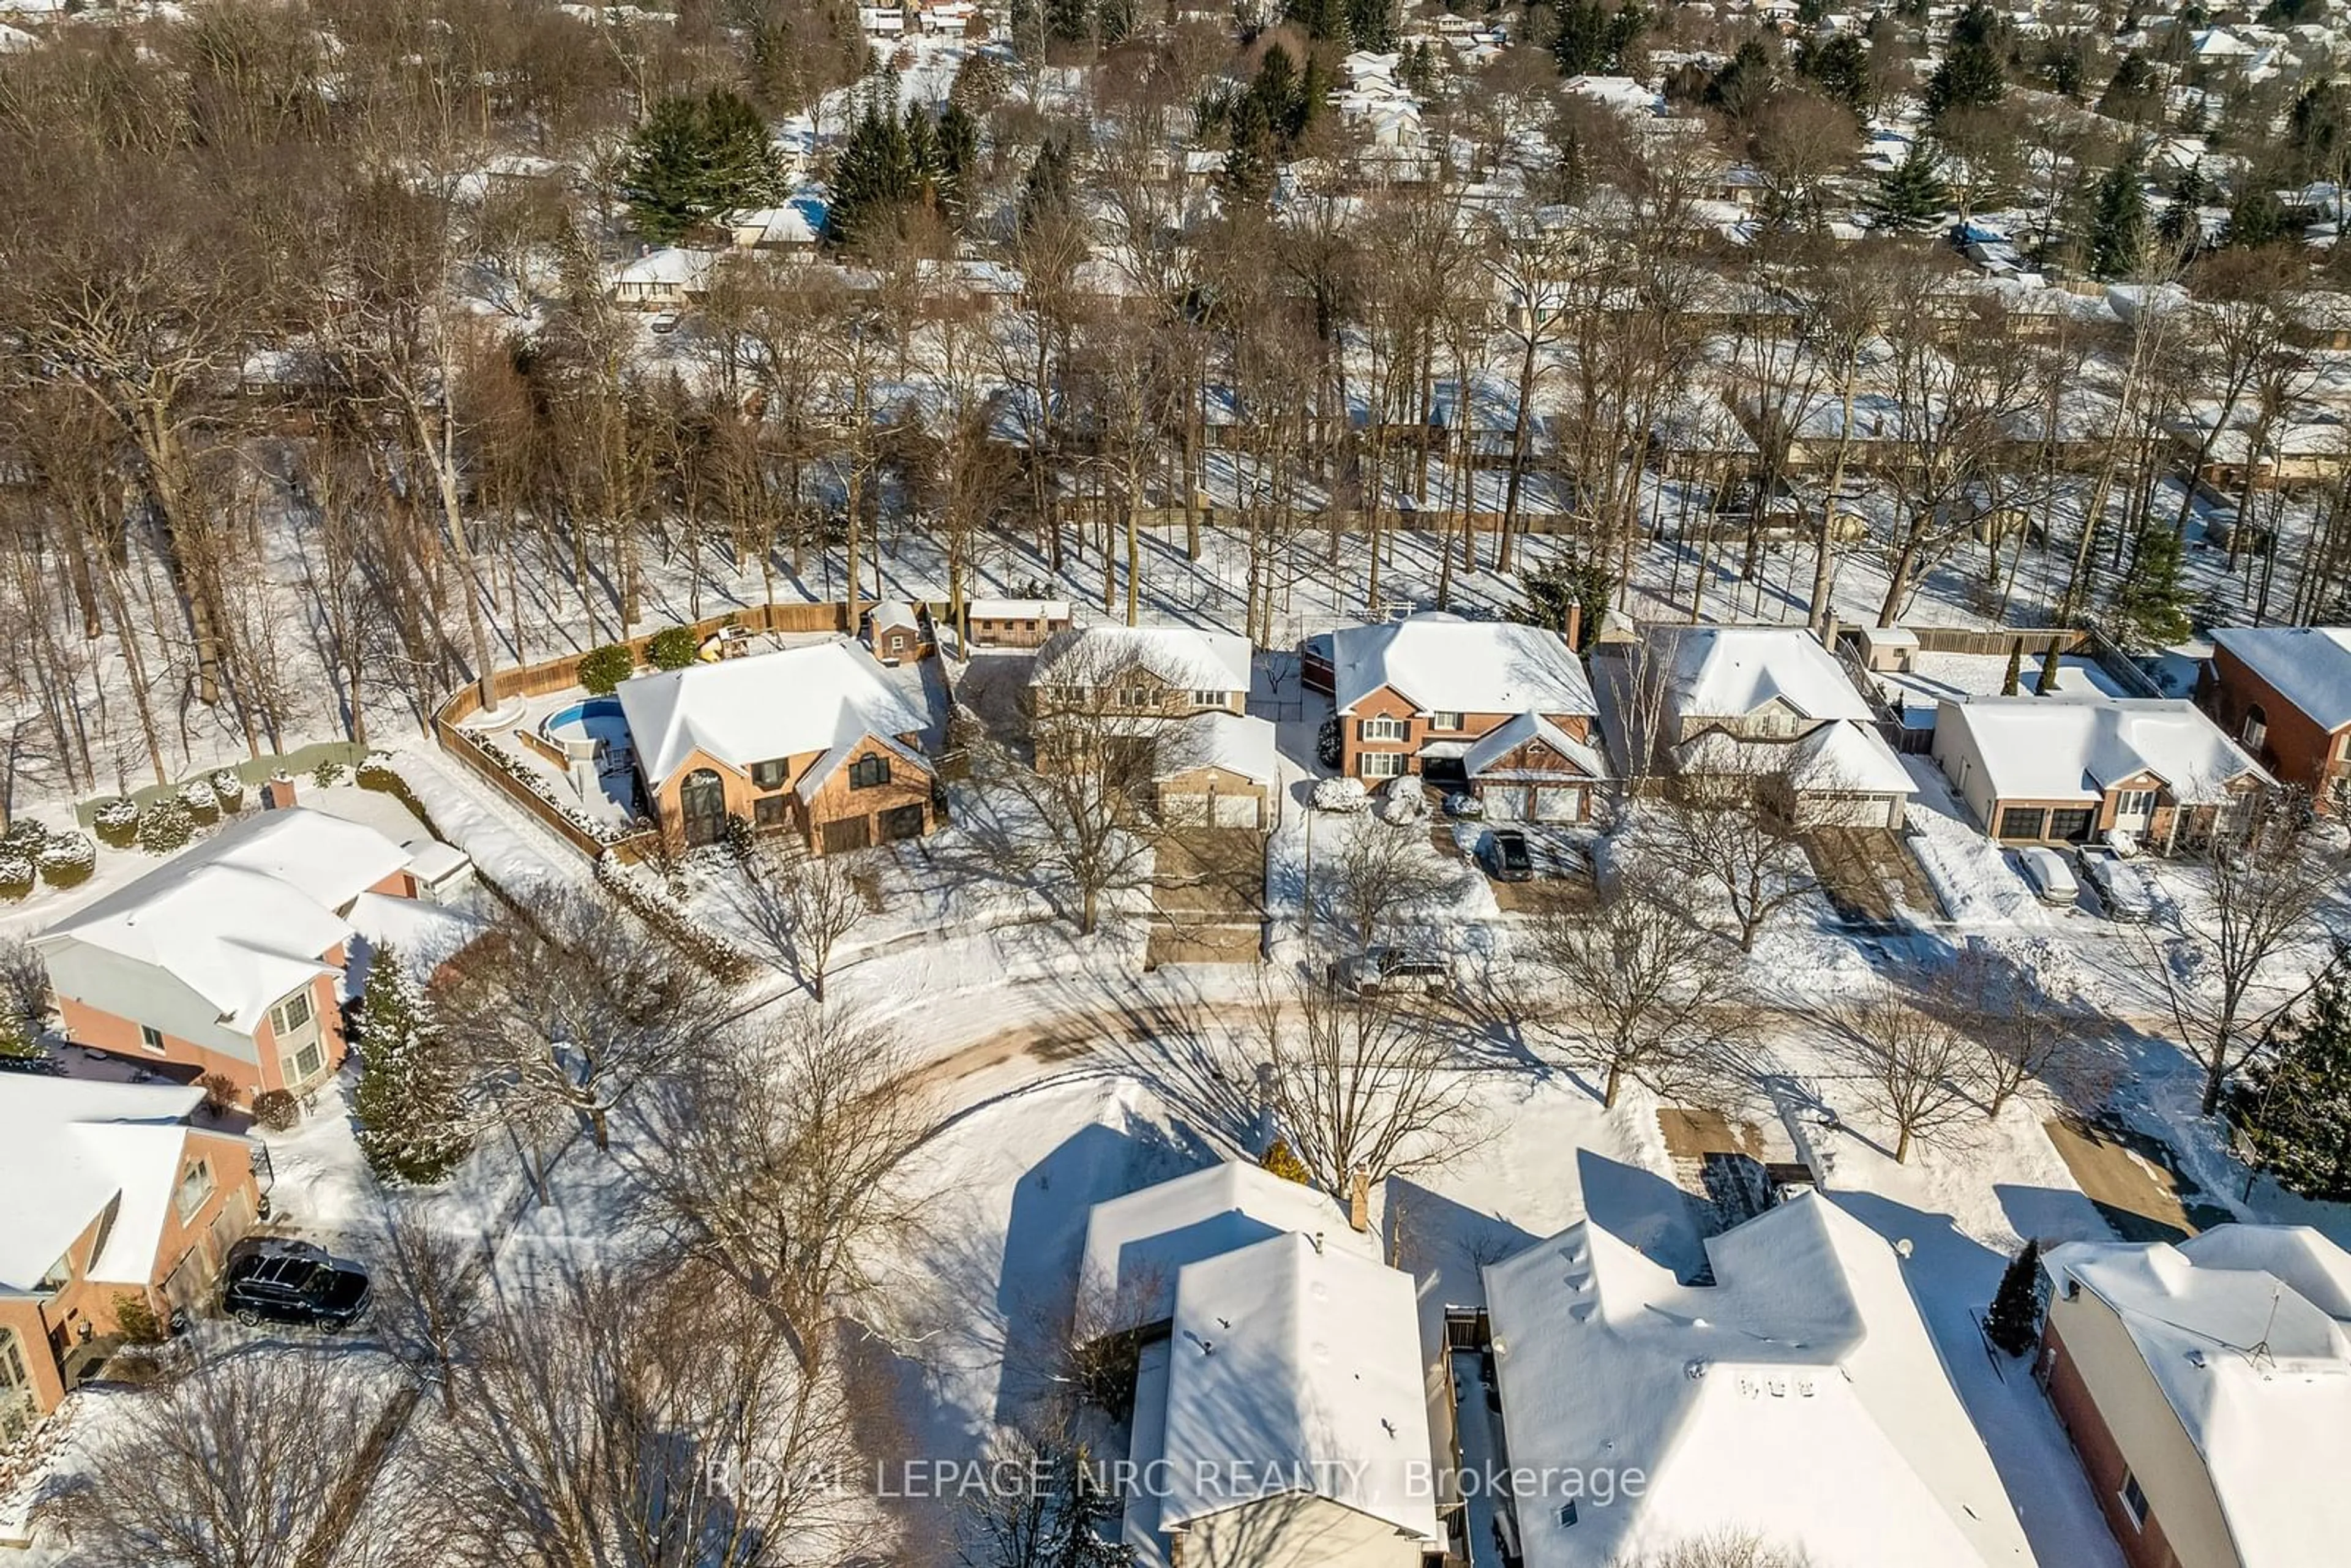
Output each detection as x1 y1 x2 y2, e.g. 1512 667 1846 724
2241 703 2268 754
679 768 727 847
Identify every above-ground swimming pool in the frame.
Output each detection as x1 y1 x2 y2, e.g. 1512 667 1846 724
541 697 634 765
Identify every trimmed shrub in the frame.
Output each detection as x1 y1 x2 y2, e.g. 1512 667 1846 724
93 797 140 848
113 1292 167 1346
0 820 48 855
724 813 756 863
210 768 246 812
0 855 33 901
577 643 636 695
178 778 219 823
137 799 197 855
645 625 700 670
251 1089 300 1131
36 833 96 888
1261 1138 1312 1184
312 759 347 787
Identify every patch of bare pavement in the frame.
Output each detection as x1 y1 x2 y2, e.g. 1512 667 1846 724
2042 1115 2236 1244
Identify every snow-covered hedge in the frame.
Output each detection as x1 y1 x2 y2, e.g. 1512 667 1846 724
37 832 96 888
0 854 32 901
93 797 140 849
470 740 631 847
210 768 245 812
178 778 219 822
1311 778 1370 814
312 760 348 787
0 820 47 856
593 855 759 983
138 798 197 854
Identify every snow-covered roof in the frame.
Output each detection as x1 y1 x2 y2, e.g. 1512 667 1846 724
2045 1226 2351 1568
2212 625 2351 732
1660 626 1875 725
1462 710 1605 781
1078 1160 1373 1327
1035 625 1251 696
615 640 928 789
1484 1194 2033 1568
0 1078 217 1295
1158 711 1278 784
868 599 919 634
1938 696 2266 804
967 596 1071 621
1332 613 1596 718
39 809 411 1034
1158 1231 1441 1547
610 247 719 289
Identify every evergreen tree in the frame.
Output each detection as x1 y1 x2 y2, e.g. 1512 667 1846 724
2157 162 2209 251
2087 156 2148 277
1552 0 1644 75
2108 523 2193 650
1704 39 1777 120
1517 555 1616 651
2230 953 2351 1201
351 950 471 1186
825 89 919 249
1984 1239 2044 1356
1925 10 2006 124
936 102 981 228
620 90 786 245
1346 0 1398 50
2002 638 2023 695
2288 78 2351 184
2034 643 2061 695
1872 141 1949 232
1287 0 1349 41
1044 0 1090 44
2225 186 2292 250
1218 92 1277 208
2097 50 2161 125
1799 32 1870 112
1017 137 1076 236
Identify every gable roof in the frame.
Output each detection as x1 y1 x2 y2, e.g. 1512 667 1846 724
615 640 929 790
2212 626 2351 732
0 1078 213 1294
1158 1231 1441 1546
1079 1160 1373 1328
1658 626 1875 725
1035 626 1251 694
2045 1226 2351 1568
1463 710 1605 780
1157 711 1279 785
39 809 410 1033
1940 696 2267 804
1332 613 1597 718
1484 1193 2033 1568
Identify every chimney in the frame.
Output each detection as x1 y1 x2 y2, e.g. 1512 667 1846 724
260 772 297 811
1348 1166 1370 1233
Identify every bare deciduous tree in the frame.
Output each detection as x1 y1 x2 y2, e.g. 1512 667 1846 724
1533 874 1755 1108
728 836 875 1002
1938 948 2081 1117
1824 983 1978 1163
1648 749 1826 953
1244 966 1485 1199
1322 815 1458 950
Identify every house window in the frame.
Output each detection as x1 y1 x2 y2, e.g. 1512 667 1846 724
138 1024 165 1055
287 1040 324 1084
1359 716 1409 742
1191 689 1226 708
754 795 790 828
175 1159 214 1221
2119 1471 2149 1531
1431 711 1464 732
1362 752 1409 779
270 988 313 1038
751 758 788 790
1557 1501 1578 1528
1117 686 1151 709
2113 788 2156 820
849 754 892 790
2241 703 2268 753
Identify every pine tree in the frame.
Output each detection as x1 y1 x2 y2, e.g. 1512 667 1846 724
1984 1239 2044 1356
2225 186 2292 250
620 96 715 245
1044 0 1090 43
2002 638 2023 695
1018 137 1076 236
1218 93 1277 208
351 950 472 1187
2230 951 2351 1201
2034 644 2062 695
2157 163 2208 252
1287 0 1349 41
2098 51 2161 125
1872 141 1949 232
2087 156 2148 278
2109 523 2194 650
1799 32 1869 112
1346 0 1398 50
1925 10 2006 124
825 89 919 250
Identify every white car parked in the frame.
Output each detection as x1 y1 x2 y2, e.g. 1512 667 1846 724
2017 845 2079 906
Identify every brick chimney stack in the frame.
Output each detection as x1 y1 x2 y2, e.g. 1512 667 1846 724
260 773 298 811
1348 1166 1370 1233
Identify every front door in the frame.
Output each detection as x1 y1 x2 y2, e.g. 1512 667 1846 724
680 769 728 847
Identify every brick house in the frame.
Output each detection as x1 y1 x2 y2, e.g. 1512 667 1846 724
1931 696 2270 850
617 640 939 857
1321 613 1603 820
2039 1227 2351 1568
964 597 1073 649
1031 626 1250 722
37 808 418 1105
0 1078 263 1428
2205 626 2351 812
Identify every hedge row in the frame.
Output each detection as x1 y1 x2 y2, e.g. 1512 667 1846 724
591 855 760 985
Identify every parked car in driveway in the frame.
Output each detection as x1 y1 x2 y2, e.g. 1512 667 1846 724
222 1237 370 1332
2075 845 2156 922
1330 946 1451 999
2017 845 2079 906
1480 828 1533 882
648 309 682 335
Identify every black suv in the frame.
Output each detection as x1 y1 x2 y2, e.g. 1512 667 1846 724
221 1238 370 1332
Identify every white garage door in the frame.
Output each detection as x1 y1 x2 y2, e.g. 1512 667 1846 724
1162 792 1210 825
1532 786 1583 823
1212 792 1262 828
1482 787 1526 822
1798 793 1897 829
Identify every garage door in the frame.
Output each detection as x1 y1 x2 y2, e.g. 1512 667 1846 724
878 803 927 844
2046 808 2096 844
1212 792 1262 828
1161 792 1210 825
821 817 871 855
1482 788 1526 822
1798 793 1895 829
1532 786 1583 823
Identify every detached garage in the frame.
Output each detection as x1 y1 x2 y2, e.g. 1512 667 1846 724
1155 711 1278 832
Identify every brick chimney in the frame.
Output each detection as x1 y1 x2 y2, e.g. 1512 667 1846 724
260 773 298 811
1348 1166 1370 1233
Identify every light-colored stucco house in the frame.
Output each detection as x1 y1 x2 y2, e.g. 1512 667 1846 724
1483 1193 2035 1568
1930 696 2269 850
0 1078 262 1427
2039 1226 2351 1568
37 808 418 1105
1645 626 1916 828
2204 626 2351 811
1317 613 1605 822
1153 709 1279 830
615 640 937 856
964 597 1073 648
1032 625 1251 721
1079 1161 1446 1568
